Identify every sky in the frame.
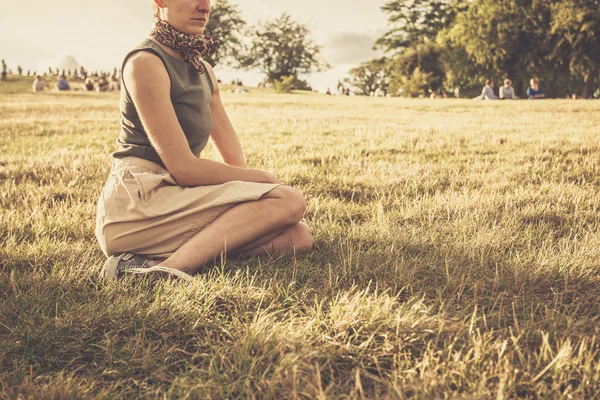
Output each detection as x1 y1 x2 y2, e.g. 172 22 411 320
0 0 389 92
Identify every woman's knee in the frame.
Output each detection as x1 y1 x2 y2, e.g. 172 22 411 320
268 186 307 225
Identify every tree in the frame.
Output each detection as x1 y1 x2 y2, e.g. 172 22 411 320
241 14 329 84
345 58 391 96
551 0 600 98
375 0 463 54
436 36 485 96
394 68 433 97
388 42 446 96
203 0 246 67
442 0 576 97
372 0 598 97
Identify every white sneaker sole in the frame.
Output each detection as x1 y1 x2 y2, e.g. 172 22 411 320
124 266 194 281
100 254 193 281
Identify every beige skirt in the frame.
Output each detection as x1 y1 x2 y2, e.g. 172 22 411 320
95 156 281 258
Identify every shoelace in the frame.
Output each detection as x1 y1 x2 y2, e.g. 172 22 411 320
118 258 149 272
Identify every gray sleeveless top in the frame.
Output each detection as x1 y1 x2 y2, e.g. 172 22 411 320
112 38 214 167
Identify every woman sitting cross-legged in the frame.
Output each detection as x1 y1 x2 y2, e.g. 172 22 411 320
95 0 314 281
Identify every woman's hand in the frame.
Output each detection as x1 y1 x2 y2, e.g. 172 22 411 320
255 170 282 185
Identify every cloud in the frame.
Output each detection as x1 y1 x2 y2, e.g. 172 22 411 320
323 32 379 65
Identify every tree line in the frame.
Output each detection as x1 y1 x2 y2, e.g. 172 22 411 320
208 0 599 98
346 0 600 98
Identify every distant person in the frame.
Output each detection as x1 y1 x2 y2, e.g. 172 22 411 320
453 87 460 98
32 75 48 92
325 88 331 95
97 75 110 92
109 75 121 91
499 79 517 99
56 75 71 91
527 78 545 99
1 60 7 82
475 79 498 100
83 78 95 91
17 65 23 76
345 88 350 96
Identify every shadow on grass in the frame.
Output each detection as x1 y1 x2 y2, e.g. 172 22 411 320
1 252 598 398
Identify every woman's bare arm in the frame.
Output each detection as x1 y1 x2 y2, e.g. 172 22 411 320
204 63 246 168
123 52 279 187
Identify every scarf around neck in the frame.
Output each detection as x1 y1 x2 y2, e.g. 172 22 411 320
149 18 220 75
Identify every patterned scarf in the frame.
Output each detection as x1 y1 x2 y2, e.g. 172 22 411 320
149 18 220 75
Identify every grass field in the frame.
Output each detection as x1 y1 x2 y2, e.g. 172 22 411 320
1 74 599 399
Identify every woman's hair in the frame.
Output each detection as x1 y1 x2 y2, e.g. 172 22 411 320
152 3 160 18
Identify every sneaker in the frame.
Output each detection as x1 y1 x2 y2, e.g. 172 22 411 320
100 253 193 281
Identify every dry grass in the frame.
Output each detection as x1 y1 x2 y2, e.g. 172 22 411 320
1 75 599 398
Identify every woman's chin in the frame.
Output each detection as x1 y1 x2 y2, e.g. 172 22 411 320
183 22 205 35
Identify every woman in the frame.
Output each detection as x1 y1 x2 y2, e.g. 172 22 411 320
95 0 313 281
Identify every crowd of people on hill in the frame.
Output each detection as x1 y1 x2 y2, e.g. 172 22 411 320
475 77 546 100
30 66 122 93
0 58 122 93
30 72 121 93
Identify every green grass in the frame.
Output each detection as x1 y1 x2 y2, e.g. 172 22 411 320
1 75 599 398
